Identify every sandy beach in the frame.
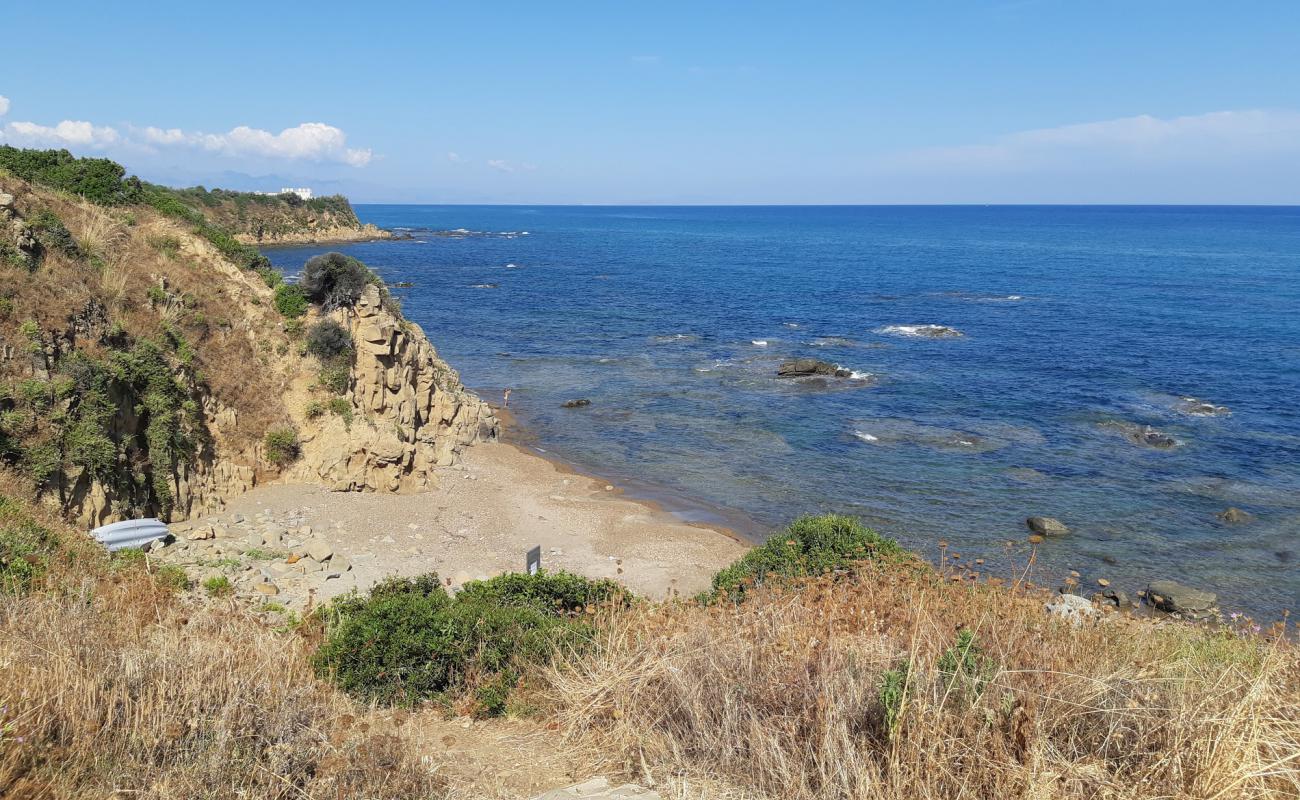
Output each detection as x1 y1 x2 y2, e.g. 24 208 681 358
163 425 751 607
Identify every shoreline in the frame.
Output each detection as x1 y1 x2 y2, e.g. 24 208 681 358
490 403 766 545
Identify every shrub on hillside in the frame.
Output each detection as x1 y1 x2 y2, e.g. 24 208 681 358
300 252 375 309
263 426 300 467
706 513 901 601
0 494 59 590
314 571 617 714
0 146 140 205
29 210 81 258
273 283 308 318
305 320 353 360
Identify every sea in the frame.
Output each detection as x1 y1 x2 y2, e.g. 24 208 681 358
263 205 1300 619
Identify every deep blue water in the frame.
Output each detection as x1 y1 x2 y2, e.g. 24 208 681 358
265 205 1300 618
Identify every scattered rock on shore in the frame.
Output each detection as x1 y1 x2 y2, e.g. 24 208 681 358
777 359 851 378
1216 507 1253 524
1046 593 1097 626
1026 516 1069 536
562 399 592 409
1145 579 1218 619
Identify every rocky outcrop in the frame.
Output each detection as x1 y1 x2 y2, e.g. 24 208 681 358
1026 516 1069 536
237 221 390 246
777 359 851 378
291 284 497 492
1144 580 1218 619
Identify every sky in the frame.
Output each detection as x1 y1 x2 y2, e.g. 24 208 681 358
3 1 1299 204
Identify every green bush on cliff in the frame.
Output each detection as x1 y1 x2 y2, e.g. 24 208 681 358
273 284 308 318
314 571 617 714
300 252 377 310
263 426 300 467
705 514 901 602
0 494 59 591
0 146 141 205
305 320 353 360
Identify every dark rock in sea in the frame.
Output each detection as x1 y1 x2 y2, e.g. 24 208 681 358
1177 397 1230 417
1101 421 1180 449
1093 588 1130 608
1026 516 1069 536
561 399 592 409
1216 507 1254 524
776 359 851 379
1145 579 1218 619
391 281 415 288
391 231 415 241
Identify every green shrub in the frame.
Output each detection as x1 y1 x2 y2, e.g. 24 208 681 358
257 267 283 289
273 283 308 318
305 320 353 361
706 514 901 602
29 211 81 258
324 397 354 427
879 662 910 740
0 146 140 205
937 628 993 704
0 494 59 590
317 360 351 394
304 400 326 419
314 571 614 713
299 252 377 310
263 426 300 467
202 575 233 597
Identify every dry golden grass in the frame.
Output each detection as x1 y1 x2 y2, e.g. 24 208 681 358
547 564 1300 800
0 526 446 799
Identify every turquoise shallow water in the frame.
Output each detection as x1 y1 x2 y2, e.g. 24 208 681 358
265 205 1300 618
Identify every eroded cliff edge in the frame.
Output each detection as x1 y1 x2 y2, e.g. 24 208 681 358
0 148 494 528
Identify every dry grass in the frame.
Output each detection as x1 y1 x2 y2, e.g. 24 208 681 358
547 564 1300 799
0 518 446 799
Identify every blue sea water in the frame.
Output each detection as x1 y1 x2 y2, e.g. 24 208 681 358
264 205 1300 618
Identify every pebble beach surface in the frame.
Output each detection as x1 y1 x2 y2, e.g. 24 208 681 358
154 439 748 610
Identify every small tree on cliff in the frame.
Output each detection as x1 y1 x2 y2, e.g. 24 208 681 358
299 252 374 310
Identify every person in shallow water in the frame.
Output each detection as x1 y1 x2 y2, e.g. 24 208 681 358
503 388 511 408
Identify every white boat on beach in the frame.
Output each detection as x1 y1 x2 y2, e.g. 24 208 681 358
91 518 169 552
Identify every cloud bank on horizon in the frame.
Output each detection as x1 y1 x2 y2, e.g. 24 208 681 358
1 94 1298 203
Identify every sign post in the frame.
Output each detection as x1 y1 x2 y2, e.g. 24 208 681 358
526 545 541 576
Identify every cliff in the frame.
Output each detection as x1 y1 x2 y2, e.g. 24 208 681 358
162 185 389 245
0 148 494 528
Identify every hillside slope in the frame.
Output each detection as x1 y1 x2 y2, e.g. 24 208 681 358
0 147 494 527
165 185 390 244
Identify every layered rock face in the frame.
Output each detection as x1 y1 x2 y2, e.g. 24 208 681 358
292 284 498 492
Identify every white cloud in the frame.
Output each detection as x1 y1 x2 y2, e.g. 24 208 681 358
890 109 1300 173
3 119 120 148
487 158 536 173
0 96 9 117
1 114 372 167
447 151 466 163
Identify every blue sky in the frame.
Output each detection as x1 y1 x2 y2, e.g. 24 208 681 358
3 1 1299 203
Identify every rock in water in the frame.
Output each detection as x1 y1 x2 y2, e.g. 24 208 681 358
1177 397 1230 416
1145 580 1218 619
776 359 851 378
1026 516 1069 536
561 398 592 408
1216 507 1253 524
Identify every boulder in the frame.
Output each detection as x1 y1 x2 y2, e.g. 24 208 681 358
776 359 851 378
1093 588 1130 608
1026 516 1069 536
561 399 592 408
1177 397 1230 417
305 539 334 562
254 582 280 596
1145 580 1217 619
1216 507 1253 525
1045 593 1097 626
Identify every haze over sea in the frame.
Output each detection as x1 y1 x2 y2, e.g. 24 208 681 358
266 205 1300 618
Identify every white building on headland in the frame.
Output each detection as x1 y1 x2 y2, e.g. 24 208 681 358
251 187 314 200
